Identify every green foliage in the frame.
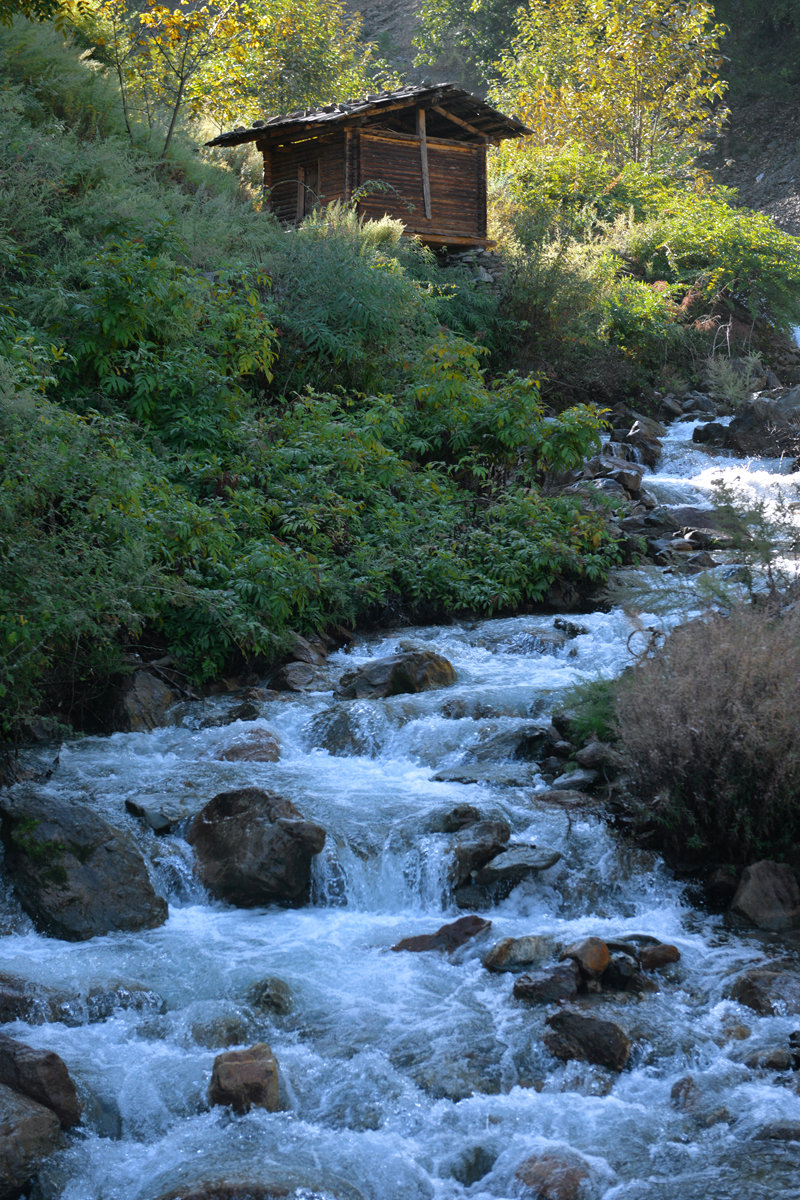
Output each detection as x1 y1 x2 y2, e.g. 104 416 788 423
493 0 728 169
556 677 618 743
413 0 521 91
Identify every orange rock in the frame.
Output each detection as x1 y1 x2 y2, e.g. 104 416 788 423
208 1043 281 1114
560 936 610 976
515 1153 591 1200
639 943 680 971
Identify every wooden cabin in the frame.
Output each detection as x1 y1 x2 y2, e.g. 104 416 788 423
205 83 529 250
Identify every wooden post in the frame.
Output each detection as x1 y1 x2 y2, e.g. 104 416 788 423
344 129 353 202
417 108 432 221
296 165 305 223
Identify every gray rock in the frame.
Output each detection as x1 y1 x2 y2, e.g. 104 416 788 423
550 768 598 791
125 797 189 834
117 670 177 732
187 787 326 908
450 820 511 888
0 791 167 941
0 1082 61 1199
0 972 164 1026
433 763 542 787
303 703 386 757
473 844 561 885
0 1036 81 1128
334 651 456 700
730 860 800 930
270 662 329 692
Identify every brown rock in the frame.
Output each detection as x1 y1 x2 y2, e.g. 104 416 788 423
515 1153 591 1200
117 669 177 732
0 1036 80 1128
544 1008 631 1071
334 650 456 700
513 962 581 1004
392 914 491 954
153 1186 289 1200
0 1082 61 1199
730 860 800 931
208 1044 281 1115
483 935 549 973
245 977 292 1016
215 732 281 763
639 943 681 971
727 965 800 1016
560 937 610 976
187 788 326 908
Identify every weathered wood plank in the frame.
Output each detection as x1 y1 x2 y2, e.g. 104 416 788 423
417 108 431 221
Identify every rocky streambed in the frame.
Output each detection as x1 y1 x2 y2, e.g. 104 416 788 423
3 392 800 1200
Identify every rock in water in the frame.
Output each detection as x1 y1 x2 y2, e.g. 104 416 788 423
730 860 800 931
544 1008 631 1071
515 1152 592 1200
187 788 326 907
334 651 456 699
392 915 491 953
726 965 800 1016
513 962 581 1004
0 791 167 942
0 1082 61 1199
208 1043 281 1114
0 1036 81 1127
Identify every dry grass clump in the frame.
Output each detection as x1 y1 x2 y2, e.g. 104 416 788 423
616 603 800 865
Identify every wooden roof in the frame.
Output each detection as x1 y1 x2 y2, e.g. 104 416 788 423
205 82 530 149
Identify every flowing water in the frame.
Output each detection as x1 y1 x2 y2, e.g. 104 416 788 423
4 421 800 1200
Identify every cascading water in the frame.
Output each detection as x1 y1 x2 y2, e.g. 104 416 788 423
3 419 800 1200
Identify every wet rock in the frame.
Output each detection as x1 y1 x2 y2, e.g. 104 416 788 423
755 1121 800 1141
0 791 168 941
463 724 551 763
549 768 598 791
730 860 800 931
723 400 800 458
334 651 456 700
501 629 567 656
513 962 581 1004
483 935 549 973
191 1014 252 1050
639 943 681 971
602 954 649 994
583 453 644 497
286 632 327 666
544 1008 632 1071
0 1081 61 1200
434 763 541 787
226 701 261 722
449 820 511 888
116 669 177 732
125 797 189 834
392 914 491 954
473 844 561 886
531 789 597 812
514 1152 592 1200
624 421 663 469
743 1046 793 1070
0 1036 81 1128
245 977 292 1016
0 974 164 1027
303 704 385 758
560 937 610 978
670 1074 699 1113
574 741 623 774
270 662 329 693
431 804 481 833
187 787 326 908
726 965 800 1016
214 732 281 763
152 1186 292 1200
208 1043 281 1114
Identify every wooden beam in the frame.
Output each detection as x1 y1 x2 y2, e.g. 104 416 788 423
431 105 490 141
262 148 273 211
296 165 305 222
417 108 431 221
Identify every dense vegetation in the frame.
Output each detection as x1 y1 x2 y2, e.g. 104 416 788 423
2 0 800 741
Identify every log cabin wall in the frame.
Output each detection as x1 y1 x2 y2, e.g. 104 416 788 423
259 133 346 222
354 130 486 242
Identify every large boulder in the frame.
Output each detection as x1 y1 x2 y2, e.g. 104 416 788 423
187 788 326 907
208 1044 281 1115
334 651 456 700
730 860 800 931
544 1008 631 1071
472 844 561 886
513 962 581 1004
0 791 167 941
0 1036 81 1128
116 669 177 732
0 1082 61 1200
450 820 511 888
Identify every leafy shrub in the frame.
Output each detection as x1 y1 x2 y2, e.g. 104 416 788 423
616 604 800 865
